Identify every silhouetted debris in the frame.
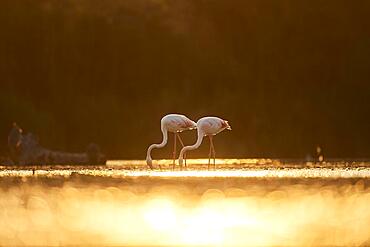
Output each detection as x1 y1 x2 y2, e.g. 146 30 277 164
4 124 106 166
8 122 23 164
0 156 14 166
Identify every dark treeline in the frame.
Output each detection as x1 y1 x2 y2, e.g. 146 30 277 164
0 0 369 159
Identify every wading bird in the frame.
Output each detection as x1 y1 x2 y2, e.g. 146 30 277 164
146 114 197 169
178 116 231 170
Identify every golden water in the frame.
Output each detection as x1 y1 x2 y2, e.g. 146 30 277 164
0 159 370 246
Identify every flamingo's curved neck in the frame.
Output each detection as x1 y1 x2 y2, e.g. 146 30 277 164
146 125 168 165
179 129 204 166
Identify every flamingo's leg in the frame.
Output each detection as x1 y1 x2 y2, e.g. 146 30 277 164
176 133 185 147
210 136 216 169
172 132 177 170
208 136 212 170
176 133 187 168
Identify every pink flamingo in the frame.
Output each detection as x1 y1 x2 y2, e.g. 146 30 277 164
178 116 231 169
146 114 197 169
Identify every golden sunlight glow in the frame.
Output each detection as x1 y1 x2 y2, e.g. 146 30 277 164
2 159 369 179
143 198 177 231
2 166 370 178
1 178 370 245
1 160 370 246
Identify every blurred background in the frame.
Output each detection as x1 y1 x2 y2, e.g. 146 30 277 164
0 0 369 159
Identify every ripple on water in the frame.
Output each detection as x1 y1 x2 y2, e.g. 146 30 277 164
0 159 370 178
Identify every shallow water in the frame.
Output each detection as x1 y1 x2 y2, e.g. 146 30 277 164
1 159 370 178
1 159 370 246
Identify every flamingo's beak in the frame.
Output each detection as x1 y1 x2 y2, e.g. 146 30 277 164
225 121 232 130
178 158 183 167
147 160 153 169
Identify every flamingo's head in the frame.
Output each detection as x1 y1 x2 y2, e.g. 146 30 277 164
222 120 232 131
178 149 187 168
178 156 184 167
146 155 153 169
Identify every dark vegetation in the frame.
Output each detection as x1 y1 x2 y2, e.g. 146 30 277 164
0 0 369 159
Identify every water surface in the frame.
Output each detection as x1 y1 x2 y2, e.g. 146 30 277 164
1 159 370 246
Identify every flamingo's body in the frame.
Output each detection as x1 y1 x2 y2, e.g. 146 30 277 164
146 114 196 169
178 116 231 169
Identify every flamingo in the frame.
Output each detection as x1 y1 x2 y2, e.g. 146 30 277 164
146 114 197 169
178 116 231 169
